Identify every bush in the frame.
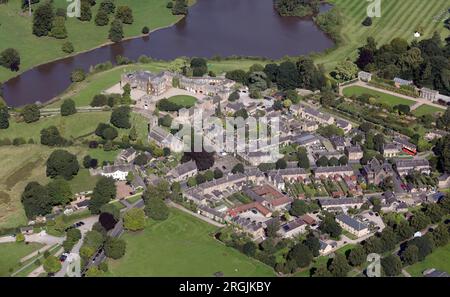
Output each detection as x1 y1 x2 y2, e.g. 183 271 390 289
123 208 145 231
362 17 372 26
62 42 74 54
60 99 77 116
71 69 86 82
142 26 150 34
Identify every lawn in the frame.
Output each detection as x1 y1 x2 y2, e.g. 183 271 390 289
68 169 100 194
412 104 446 117
2 112 111 142
405 243 450 277
107 209 276 276
167 95 198 108
0 242 44 276
0 0 186 82
316 0 449 71
342 86 416 107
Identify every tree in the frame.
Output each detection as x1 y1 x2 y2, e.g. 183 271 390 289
79 0 92 21
339 155 348 165
319 215 342 238
0 48 21 71
290 200 309 216
109 19 124 42
407 236 434 261
33 2 54 37
43 256 62 274
401 245 419 265
71 68 85 82
266 219 280 238
395 220 414 241
16 233 25 243
228 91 240 102
46 150 79 180
348 245 366 267
104 237 126 259
172 0 188 15
276 61 300 90
231 163 245 174
242 241 257 257
213 168 223 179
62 42 74 54
410 211 431 231
21 182 52 219
431 224 449 247
225 70 248 84
85 266 102 277
381 255 402 277
363 236 382 254
88 177 116 214
333 60 359 81
303 235 320 257
128 126 138 141
60 99 77 116
380 227 398 253
123 208 145 231
0 106 9 129
288 243 312 268
145 197 169 221
110 106 131 129
329 253 351 277
91 94 108 107
40 126 66 146
115 6 133 24
100 0 116 14
275 158 287 169
297 148 310 169
190 57 208 77
95 9 109 26
47 178 73 205
22 104 40 123
423 203 444 224
316 156 329 167
50 16 67 39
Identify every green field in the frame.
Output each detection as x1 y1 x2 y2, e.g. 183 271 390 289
317 0 449 70
343 86 416 107
107 209 276 277
0 0 187 82
0 242 44 276
167 95 198 108
405 243 450 277
2 112 111 142
412 104 446 117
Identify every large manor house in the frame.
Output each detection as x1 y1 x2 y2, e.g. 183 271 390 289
120 70 235 100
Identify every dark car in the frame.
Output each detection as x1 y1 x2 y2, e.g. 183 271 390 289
60 254 68 262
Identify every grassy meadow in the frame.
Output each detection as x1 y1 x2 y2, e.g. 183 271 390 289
107 209 276 277
317 0 449 70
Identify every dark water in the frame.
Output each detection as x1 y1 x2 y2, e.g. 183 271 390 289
2 0 334 107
